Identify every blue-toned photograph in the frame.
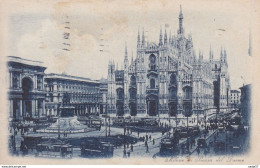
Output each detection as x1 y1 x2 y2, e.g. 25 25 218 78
4 0 254 162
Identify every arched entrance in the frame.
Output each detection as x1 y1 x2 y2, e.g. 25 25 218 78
168 102 177 116
116 102 124 116
146 95 158 116
22 77 33 118
129 102 137 116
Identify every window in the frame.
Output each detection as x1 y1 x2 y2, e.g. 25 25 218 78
117 88 124 100
37 76 43 90
170 74 177 85
129 88 136 100
149 54 156 70
150 79 155 89
12 73 20 89
130 75 136 86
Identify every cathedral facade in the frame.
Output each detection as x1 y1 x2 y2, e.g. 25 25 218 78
107 7 230 117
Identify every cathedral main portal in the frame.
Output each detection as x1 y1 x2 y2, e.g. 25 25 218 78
146 95 158 116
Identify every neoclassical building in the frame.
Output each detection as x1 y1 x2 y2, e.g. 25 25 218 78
44 73 106 117
107 7 230 117
7 57 107 121
7 56 46 120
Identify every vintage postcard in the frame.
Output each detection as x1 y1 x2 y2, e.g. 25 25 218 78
0 0 260 165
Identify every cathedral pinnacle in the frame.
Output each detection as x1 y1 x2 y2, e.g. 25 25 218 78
169 30 172 44
125 42 128 58
131 51 134 63
164 28 168 45
210 45 214 62
137 28 140 48
159 26 163 46
178 5 184 34
179 5 183 19
142 28 145 47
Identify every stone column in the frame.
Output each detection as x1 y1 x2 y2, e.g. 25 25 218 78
23 101 25 119
43 100 45 116
34 76 37 90
10 72 13 88
17 100 23 119
10 100 13 118
32 100 36 118
35 99 38 117
19 73 22 88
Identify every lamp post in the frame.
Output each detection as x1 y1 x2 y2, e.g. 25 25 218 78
184 104 192 154
204 108 207 131
196 105 199 126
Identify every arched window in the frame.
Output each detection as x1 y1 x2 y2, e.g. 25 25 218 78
149 54 156 70
129 88 136 100
170 74 177 85
169 87 177 99
116 88 124 100
150 79 155 89
130 75 136 86
183 87 192 100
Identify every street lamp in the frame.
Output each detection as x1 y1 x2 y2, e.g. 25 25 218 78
196 105 199 126
184 105 192 154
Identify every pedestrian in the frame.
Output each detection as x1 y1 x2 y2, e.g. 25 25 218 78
23 144 28 155
181 144 185 155
204 149 207 155
145 140 147 147
197 148 200 155
149 135 151 141
153 138 155 145
123 149 127 158
127 150 130 158
146 145 149 153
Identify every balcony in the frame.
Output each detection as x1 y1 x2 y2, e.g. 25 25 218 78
146 86 159 95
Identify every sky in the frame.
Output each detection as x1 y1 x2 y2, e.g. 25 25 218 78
4 0 256 90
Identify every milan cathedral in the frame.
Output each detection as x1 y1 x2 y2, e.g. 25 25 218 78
107 6 230 117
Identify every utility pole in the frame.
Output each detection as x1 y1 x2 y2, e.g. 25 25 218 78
58 111 60 139
108 115 111 136
105 115 107 137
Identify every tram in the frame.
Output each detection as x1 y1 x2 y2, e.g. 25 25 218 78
36 139 73 158
80 139 114 158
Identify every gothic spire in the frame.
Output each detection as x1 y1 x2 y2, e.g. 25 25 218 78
169 30 172 44
224 47 227 63
220 47 223 62
199 50 203 63
125 42 128 59
178 5 184 34
210 45 214 62
164 28 168 45
159 26 163 46
142 28 145 47
131 51 134 63
137 28 140 48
